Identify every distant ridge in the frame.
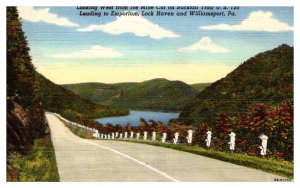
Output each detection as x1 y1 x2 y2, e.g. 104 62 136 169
63 78 208 111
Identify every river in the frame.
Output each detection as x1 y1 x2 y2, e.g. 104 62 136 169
96 110 179 126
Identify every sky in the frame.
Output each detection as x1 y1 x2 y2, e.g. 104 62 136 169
17 6 293 84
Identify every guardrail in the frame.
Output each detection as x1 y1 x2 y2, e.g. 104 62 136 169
54 113 98 136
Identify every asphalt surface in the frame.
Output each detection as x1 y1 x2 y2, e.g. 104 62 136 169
46 112 283 182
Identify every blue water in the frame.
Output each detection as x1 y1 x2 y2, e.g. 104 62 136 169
96 110 179 126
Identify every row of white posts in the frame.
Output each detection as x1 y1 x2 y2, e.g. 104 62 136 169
54 113 268 156
97 131 198 144
96 130 268 156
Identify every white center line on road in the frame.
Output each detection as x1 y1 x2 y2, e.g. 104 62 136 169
80 138 180 182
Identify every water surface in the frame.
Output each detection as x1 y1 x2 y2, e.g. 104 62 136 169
96 110 179 126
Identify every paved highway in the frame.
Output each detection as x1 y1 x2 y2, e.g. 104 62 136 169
46 112 282 182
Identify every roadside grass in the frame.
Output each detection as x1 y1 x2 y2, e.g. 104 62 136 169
122 140 293 179
8 138 60 181
61 121 93 139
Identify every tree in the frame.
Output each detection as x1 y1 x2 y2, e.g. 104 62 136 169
214 112 232 150
194 123 208 147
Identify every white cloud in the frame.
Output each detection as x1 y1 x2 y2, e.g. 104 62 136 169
18 7 79 27
178 37 228 53
200 11 293 32
51 45 123 59
78 14 180 39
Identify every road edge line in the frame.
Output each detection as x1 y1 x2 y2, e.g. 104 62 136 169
80 139 180 182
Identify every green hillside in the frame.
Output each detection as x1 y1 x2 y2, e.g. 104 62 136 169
62 82 138 105
179 44 293 125
190 83 211 92
37 73 128 120
63 78 199 111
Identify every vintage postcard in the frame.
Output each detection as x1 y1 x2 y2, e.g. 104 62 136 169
5 4 294 184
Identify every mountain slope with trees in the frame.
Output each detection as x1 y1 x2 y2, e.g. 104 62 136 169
7 7 58 181
190 83 211 92
7 6 46 157
63 78 202 111
37 73 128 120
179 44 293 125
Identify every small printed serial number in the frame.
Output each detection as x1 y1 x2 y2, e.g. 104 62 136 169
274 178 292 182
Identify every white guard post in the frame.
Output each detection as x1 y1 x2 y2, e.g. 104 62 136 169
115 132 119 138
228 132 236 152
173 132 179 144
143 131 148 140
136 133 140 140
107 134 111 139
161 132 167 143
104 134 107 139
93 132 99 139
111 133 115 139
100 134 103 139
119 133 123 139
152 131 156 141
206 131 212 148
124 132 128 139
130 131 134 139
186 130 193 144
259 134 268 157
92 130 98 138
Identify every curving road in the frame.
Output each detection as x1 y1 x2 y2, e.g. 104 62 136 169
46 112 282 182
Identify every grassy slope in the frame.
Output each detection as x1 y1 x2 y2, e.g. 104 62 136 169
179 44 293 125
8 137 60 181
60 120 94 139
63 78 199 111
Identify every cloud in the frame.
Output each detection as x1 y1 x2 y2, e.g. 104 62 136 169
18 7 79 27
51 45 123 59
200 11 293 32
178 37 228 53
78 14 180 39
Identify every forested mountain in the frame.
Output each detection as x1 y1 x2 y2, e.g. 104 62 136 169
7 7 46 155
190 83 211 92
37 73 128 120
63 78 202 111
179 44 293 125
7 7 53 181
